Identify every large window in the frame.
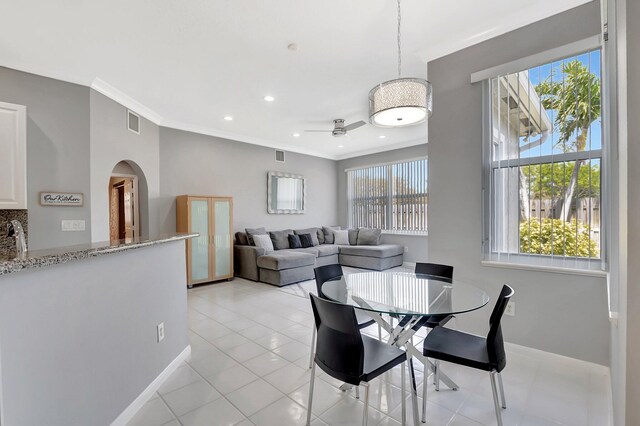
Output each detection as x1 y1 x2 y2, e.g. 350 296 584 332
347 158 427 233
484 48 604 269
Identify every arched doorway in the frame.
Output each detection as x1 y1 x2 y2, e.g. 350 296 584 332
108 160 149 242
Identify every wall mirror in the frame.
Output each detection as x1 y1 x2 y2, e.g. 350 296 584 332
267 171 306 214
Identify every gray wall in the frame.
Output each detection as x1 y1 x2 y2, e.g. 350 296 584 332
336 144 428 263
427 1 609 365
0 67 91 250
90 91 160 241
624 0 640 422
0 240 189 426
158 127 339 234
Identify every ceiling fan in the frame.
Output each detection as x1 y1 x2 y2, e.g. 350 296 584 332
305 119 366 137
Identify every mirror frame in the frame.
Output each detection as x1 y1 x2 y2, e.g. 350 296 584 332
267 171 306 214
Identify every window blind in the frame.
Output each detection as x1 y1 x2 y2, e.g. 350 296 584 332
347 158 427 233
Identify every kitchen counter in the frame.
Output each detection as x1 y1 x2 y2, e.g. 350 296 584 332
0 233 197 276
0 232 194 425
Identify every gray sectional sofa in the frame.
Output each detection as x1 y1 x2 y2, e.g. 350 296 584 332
234 227 404 286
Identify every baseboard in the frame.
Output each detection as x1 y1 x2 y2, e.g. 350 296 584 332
110 345 191 426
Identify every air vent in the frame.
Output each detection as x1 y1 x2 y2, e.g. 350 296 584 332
275 149 285 163
127 110 140 134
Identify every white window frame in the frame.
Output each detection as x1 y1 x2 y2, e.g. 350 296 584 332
479 36 609 273
346 157 428 234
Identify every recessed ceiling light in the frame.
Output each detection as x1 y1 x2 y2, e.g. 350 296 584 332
379 135 386 139
223 116 233 121
337 145 344 148
264 95 275 102
292 133 300 137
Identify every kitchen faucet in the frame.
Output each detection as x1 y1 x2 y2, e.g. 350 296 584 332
7 220 27 259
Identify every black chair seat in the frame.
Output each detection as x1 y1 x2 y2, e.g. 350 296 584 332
356 310 376 329
423 326 493 371
361 335 406 382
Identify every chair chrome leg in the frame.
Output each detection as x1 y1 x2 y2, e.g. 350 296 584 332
408 357 420 426
434 360 440 391
421 361 427 423
306 361 316 426
378 324 382 340
401 361 407 426
362 382 370 426
308 327 316 369
489 371 504 426
497 372 506 409
356 385 360 399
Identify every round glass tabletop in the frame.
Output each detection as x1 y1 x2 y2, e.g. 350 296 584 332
321 271 490 317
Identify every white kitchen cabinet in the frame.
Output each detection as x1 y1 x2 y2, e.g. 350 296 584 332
0 101 27 209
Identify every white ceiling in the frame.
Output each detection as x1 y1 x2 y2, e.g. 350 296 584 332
0 0 589 160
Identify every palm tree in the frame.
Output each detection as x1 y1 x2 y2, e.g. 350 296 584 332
535 59 601 221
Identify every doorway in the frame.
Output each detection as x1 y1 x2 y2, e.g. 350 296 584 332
109 174 140 243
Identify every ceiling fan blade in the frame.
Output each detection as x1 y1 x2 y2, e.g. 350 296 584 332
304 130 332 132
344 120 366 132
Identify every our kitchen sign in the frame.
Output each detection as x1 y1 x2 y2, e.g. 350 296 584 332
39 192 84 207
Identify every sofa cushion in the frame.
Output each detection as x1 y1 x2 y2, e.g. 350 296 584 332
294 228 319 246
322 226 341 244
257 251 316 270
253 234 274 252
246 227 267 246
288 234 302 249
348 229 359 245
317 228 325 244
235 232 249 246
316 244 339 257
269 229 294 250
338 244 404 258
357 228 382 245
299 233 314 248
333 229 349 245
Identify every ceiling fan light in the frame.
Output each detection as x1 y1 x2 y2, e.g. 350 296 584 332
369 78 432 128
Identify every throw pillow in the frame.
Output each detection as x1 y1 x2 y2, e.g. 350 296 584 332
357 228 382 245
348 228 359 245
322 226 341 244
252 234 274 252
269 229 294 250
294 228 319 246
317 228 325 244
333 229 349 245
288 234 302 249
245 227 267 246
299 233 314 248
235 232 249 246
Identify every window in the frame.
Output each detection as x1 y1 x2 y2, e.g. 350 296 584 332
484 48 604 270
347 158 427 233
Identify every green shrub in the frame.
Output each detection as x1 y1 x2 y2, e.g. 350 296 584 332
519 218 599 258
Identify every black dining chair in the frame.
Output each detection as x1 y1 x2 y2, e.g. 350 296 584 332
422 285 514 426
308 264 379 372
307 293 409 426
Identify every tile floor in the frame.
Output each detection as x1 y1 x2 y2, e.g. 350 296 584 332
127 266 612 426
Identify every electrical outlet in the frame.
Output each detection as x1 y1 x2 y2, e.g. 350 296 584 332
157 322 165 342
61 220 86 231
505 301 515 316
404 246 409 253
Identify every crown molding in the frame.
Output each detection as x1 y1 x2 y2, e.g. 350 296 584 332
90 78 163 125
159 119 337 160
333 138 428 161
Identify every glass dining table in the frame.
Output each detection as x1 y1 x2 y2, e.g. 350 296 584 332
321 271 490 425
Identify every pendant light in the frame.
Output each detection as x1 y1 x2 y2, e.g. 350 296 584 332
368 0 432 127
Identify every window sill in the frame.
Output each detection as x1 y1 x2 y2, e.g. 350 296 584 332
481 260 608 278
381 231 428 237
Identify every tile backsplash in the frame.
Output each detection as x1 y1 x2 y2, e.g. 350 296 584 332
0 210 28 254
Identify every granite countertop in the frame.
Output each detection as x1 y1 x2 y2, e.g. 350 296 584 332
0 233 197 276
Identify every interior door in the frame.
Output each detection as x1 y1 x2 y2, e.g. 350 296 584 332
123 180 134 240
189 197 211 283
